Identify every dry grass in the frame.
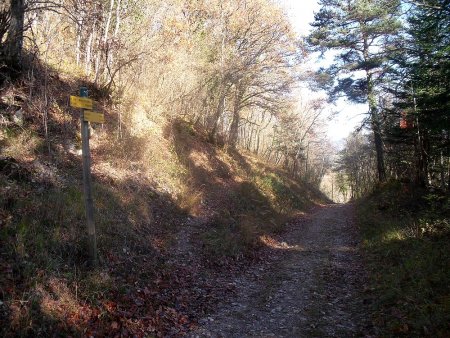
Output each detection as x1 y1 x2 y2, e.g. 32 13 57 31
162 119 327 259
0 64 328 336
1 129 43 159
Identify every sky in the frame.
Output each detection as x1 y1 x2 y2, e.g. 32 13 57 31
278 0 368 145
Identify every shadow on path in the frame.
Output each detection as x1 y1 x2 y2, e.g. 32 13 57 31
188 204 373 337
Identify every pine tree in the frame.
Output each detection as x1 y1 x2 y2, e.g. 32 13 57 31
386 0 450 187
308 0 402 182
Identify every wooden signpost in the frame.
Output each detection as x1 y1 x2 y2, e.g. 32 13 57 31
84 111 105 124
70 87 104 267
70 95 93 109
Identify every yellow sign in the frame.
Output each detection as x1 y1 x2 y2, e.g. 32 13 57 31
84 111 105 124
70 96 93 109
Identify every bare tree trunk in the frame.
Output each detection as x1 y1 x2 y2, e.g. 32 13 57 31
228 85 244 148
256 130 262 155
5 0 25 68
85 21 96 75
367 78 386 182
364 33 386 182
414 119 429 187
106 0 122 82
275 152 282 166
93 0 114 83
250 126 256 151
372 119 386 181
113 0 122 38
209 88 226 142
94 44 101 82
75 19 82 66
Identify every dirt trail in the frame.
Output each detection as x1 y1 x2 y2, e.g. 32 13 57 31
188 204 371 337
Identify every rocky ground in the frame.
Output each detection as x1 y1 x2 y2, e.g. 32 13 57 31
188 204 373 337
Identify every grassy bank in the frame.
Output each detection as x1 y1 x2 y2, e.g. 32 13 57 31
357 181 450 337
0 67 327 335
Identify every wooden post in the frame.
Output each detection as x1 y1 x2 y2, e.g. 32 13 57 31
80 87 98 267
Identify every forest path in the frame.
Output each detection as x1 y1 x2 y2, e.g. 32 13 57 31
189 204 371 337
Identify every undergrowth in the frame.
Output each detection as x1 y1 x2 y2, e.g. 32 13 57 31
357 181 450 337
170 120 324 261
0 64 327 336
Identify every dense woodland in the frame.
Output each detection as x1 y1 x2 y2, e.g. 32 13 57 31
2 0 448 196
0 0 449 336
1 0 335 187
309 0 450 197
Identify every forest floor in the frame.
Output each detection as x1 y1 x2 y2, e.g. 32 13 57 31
187 203 373 337
1 66 448 337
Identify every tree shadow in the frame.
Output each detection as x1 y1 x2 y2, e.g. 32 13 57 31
0 165 194 335
226 147 253 177
165 119 301 259
362 232 450 336
0 142 191 337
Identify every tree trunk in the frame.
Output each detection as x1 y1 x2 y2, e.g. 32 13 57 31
447 132 450 191
256 130 261 155
372 119 386 182
106 0 122 81
5 0 25 68
228 85 244 148
440 150 445 189
367 72 386 182
85 21 96 75
414 118 429 187
75 18 83 66
362 31 386 183
113 0 122 38
93 0 113 83
209 85 227 142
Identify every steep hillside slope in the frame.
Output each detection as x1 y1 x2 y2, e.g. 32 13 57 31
0 69 328 336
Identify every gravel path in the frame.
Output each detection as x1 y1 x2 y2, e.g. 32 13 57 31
188 204 372 337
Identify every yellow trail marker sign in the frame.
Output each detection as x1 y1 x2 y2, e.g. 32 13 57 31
70 96 93 109
84 110 105 124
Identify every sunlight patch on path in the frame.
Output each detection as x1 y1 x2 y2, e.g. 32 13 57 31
259 235 304 251
189 204 371 337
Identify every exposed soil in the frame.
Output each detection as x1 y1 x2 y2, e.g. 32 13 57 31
188 204 373 337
